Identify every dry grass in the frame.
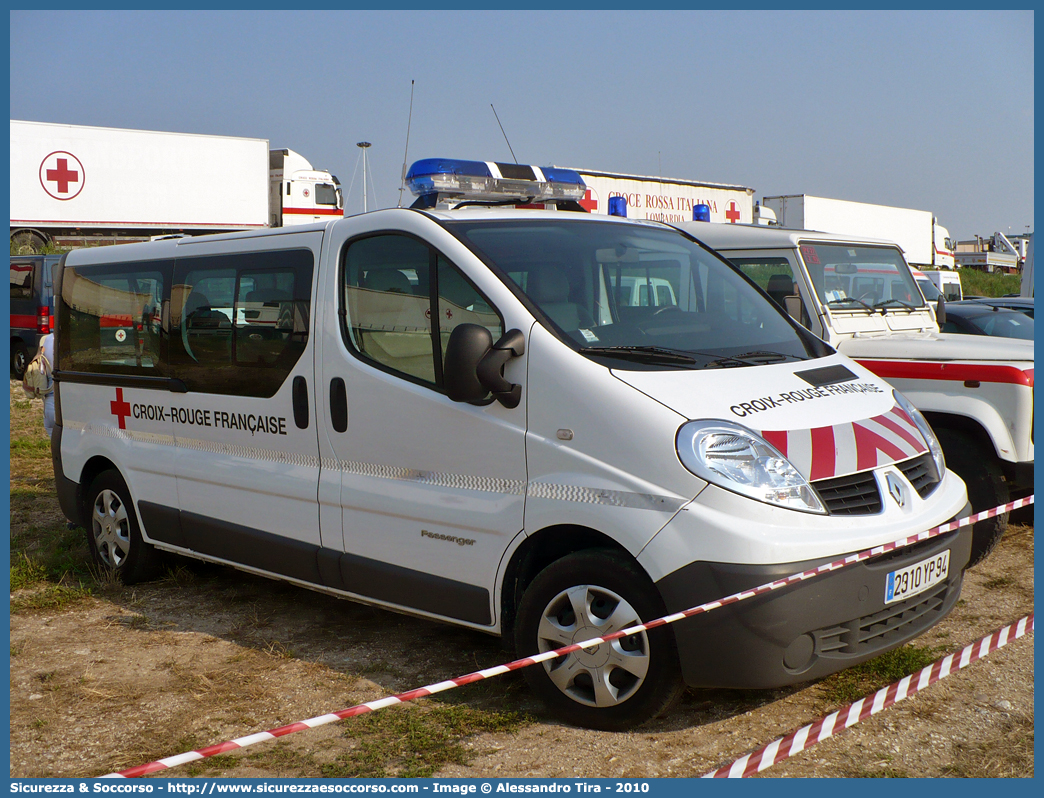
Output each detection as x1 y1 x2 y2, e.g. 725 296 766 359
943 712 1034 777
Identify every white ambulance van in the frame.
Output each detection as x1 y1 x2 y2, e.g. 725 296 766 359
51 160 971 731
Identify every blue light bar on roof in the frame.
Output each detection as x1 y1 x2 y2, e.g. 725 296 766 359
405 158 586 203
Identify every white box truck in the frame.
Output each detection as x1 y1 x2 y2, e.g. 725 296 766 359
563 167 754 225
10 120 342 250
764 194 955 271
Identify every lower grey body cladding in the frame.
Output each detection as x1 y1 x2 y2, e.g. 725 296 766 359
656 515 972 689
137 502 492 626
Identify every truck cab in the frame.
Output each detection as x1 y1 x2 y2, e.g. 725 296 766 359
268 148 343 227
680 222 1033 567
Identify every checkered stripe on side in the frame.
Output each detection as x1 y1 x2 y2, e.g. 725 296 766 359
527 482 685 512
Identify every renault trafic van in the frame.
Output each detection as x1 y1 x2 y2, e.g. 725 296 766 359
51 160 971 730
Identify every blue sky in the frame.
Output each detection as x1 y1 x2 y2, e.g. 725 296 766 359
9 9 1034 241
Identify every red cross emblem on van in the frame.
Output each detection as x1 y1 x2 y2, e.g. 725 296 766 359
110 388 132 430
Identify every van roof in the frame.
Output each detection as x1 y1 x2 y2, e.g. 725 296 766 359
677 221 902 251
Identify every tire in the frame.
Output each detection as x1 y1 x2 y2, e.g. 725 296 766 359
12 341 29 378
10 230 46 253
936 429 1008 568
85 470 162 584
515 549 683 730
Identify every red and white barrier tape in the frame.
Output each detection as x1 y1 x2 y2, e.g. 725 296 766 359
102 496 1032 778
702 614 1035 778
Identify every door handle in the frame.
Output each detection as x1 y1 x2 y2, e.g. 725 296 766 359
292 376 309 429
330 377 348 433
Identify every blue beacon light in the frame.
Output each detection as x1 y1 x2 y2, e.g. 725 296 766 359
693 204 711 222
404 158 586 206
608 196 628 217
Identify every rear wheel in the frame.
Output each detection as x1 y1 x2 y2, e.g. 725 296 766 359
12 341 29 378
86 470 162 584
10 230 46 253
515 549 683 730
936 429 1008 568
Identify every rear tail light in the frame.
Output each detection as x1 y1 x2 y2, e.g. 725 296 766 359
37 306 50 334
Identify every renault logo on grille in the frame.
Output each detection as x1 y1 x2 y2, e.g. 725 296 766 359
886 473 906 508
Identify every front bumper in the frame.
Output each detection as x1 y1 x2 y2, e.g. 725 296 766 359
655 502 973 689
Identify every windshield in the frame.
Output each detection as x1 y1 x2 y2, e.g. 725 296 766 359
915 277 942 301
447 219 824 369
798 242 925 311
951 308 1034 340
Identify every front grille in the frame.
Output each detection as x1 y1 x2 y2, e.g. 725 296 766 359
897 452 940 498
813 470 882 515
814 581 952 656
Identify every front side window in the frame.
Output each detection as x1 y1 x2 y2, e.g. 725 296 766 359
59 260 170 373
728 256 811 329
798 242 924 311
342 234 502 389
448 219 822 370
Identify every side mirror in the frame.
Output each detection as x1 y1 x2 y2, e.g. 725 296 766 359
936 297 946 326
444 324 525 408
783 295 803 323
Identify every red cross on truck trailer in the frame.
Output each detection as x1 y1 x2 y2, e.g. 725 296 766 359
562 167 754 224
43 154 81 196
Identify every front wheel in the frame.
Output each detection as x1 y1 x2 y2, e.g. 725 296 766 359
86 470 162 584
515 550 683 730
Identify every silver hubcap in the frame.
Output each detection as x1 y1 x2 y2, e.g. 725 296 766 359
537 585 650 708
92 489 131 569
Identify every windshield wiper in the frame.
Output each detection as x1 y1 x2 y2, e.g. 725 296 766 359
873 298 919 311
580 345 697 365
826 297 876 312
732 350 802 363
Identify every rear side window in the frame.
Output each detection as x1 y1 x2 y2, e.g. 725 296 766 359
59 260 171 374
170 249 313 397
10 262 34 299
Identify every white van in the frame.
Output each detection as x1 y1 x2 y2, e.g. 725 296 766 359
921 269 963 302
51 160 971 731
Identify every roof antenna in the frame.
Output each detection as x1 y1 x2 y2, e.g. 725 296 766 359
491 104 518 164
397 79 416 208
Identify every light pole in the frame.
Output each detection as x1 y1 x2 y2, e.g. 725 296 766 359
357 142 371 212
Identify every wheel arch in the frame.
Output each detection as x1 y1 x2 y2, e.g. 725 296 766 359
76 455 122 527
499 524 649 645
921 411 999 459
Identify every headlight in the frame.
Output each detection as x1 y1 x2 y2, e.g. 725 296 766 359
893 389 946 480
676 420 826 514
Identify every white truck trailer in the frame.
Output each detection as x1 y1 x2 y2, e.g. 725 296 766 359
682 221 1033 568
562 167 755 225
763 194 955 271
10 120 343 249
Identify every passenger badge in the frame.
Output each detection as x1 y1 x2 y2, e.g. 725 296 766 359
885 473 906 508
